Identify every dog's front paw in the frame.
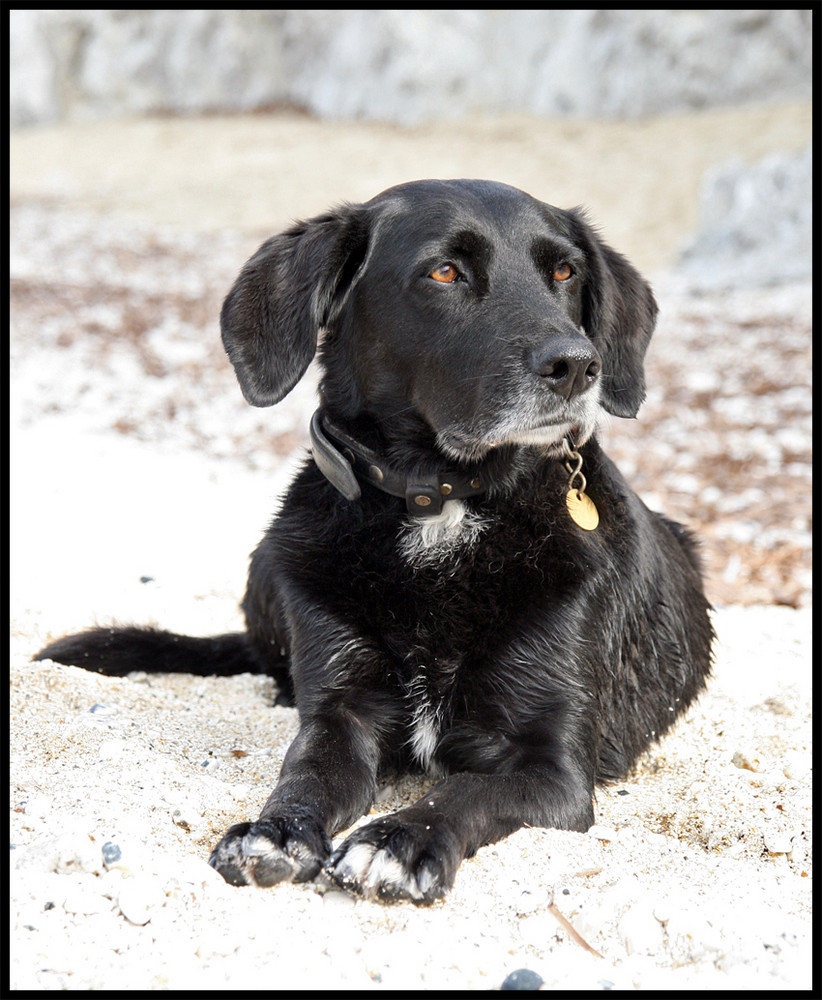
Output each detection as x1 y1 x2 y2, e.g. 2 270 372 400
326 813 461 903
209 810 331 887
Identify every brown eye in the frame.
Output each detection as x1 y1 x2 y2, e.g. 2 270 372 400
430 263 459 283
554 263 573 281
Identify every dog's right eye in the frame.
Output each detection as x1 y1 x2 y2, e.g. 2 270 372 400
429 263 460 283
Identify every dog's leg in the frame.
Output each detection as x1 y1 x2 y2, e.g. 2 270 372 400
208 710 380 887
327 764 594 903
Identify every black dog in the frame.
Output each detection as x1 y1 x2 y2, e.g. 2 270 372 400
36 179 713 902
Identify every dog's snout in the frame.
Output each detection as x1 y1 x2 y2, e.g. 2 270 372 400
530 338 601 400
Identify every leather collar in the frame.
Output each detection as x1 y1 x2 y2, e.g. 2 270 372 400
309 410 487 517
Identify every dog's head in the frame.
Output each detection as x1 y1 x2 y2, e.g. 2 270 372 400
221 179 657 461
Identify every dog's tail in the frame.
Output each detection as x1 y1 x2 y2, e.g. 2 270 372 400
33 625 293 703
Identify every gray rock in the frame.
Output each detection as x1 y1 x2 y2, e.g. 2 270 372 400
10 10 812 128
679 146 811 290
501 968 545 991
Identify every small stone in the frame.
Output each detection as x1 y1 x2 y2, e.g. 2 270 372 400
97 835 151 876
63 879 112 916
117 876 164 925
170 799 204 832
51 825 104 875
787 837 806 864
501 968 544 991
176 854 222 889
99 868 126 898
89 703 118 717
763 829 794 855
101 841 122 867
587 825 618 841
732 749 766 772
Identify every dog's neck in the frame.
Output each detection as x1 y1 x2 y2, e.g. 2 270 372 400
310 410 500 518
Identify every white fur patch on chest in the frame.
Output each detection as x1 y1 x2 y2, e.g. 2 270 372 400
398 500 488 569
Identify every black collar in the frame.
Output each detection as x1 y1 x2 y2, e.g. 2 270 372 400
309 410 487 517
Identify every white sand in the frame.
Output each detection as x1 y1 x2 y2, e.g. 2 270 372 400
10 400 812 994
10 107 811 991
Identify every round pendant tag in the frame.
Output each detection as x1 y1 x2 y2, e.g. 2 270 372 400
566 489 599 531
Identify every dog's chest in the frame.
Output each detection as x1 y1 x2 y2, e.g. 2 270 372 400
394 505 477 765
398 500 489 569
403 654 460 774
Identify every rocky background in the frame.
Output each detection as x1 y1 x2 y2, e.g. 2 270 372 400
10 9 813 126
10 9 812 992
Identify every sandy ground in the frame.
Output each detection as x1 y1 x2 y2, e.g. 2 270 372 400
10 105 812 991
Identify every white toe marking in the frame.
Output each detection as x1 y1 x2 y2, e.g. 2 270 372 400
334 841 376 882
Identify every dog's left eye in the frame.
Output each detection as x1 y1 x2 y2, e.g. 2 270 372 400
553 263 573 281
429 263 460 283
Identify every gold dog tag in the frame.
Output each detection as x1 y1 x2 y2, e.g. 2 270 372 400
566 489 599 531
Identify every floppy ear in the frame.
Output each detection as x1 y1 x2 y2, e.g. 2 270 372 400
568 209 658 419
220 205 369 406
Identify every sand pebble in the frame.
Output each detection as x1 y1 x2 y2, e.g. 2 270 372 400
49 825 106 875
763 829 794 855
786 839 805 865
101 841 123 867
587 825 618 842
96 833 155 877
63 879 113 916
175 854 224 890
618 901 664 956
375 784 395 804
500 968 544 991
731 749 767 772
117 876 165 925
227 782 251 801
89 703 119 717
170 799 205 832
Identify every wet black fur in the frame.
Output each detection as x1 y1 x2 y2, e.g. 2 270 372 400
36 180 713 902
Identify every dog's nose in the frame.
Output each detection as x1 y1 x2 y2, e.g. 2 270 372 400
530 338 601 400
